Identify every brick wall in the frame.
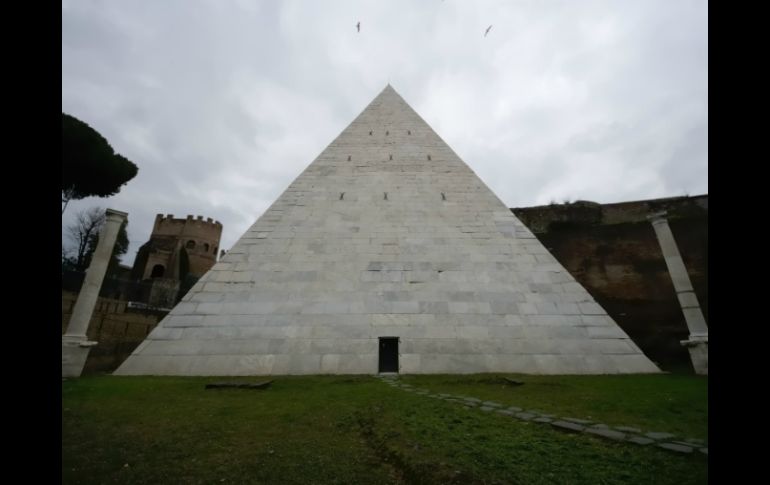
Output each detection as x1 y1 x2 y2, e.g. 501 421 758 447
512 195 708 371
61 291 166 374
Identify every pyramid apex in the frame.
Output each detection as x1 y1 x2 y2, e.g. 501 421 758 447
379 83 403 99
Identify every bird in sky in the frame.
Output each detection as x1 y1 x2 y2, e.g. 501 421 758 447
357 21 360 33
484 25 493 37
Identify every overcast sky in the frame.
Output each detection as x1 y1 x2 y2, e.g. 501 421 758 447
62 0 707 267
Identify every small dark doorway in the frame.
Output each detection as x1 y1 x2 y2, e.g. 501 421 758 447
378 337 399 373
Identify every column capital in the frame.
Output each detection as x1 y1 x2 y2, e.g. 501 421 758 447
105 208 128 223
646 211 668 223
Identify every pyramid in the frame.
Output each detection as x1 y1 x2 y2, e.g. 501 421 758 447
116 85 660 376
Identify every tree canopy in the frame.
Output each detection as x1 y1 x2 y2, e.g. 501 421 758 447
62 113 139 213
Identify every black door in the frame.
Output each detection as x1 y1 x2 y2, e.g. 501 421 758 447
378 337 399 373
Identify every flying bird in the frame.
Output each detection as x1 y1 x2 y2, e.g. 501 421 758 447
484 25 493 37
356 21 360 33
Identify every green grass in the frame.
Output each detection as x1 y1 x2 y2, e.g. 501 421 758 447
63 374 707 485
401 373 708 441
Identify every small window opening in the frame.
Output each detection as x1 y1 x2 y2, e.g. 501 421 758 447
340 192 345 200
408 130 411 135
441 192 446 201
369 130 373 135
204 243 210 252
150 264 165 278
427 154 432 161
347 155 351 161
389 154 393 160
384 192 388 200
386 130 389 136
186 240 196 249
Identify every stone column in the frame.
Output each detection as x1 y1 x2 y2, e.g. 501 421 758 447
647 211 708 375
62 209 128 377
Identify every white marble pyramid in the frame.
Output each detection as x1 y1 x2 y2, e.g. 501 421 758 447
116 85 660 376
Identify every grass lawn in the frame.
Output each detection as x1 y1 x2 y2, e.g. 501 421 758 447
401 373 708 441
62 374 707 485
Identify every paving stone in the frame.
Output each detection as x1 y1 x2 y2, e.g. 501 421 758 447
672 440 700 447
646 432 676 440
586 428 626 441
615 426 641 433
699 448 708 455
626 436 655 445
551 420 585 432
496 410 515 417
480 406 495 412
562 417 593 425
658 443 693 453
464 398 482 403
482 401 503 408
533 417 553 423
590 424 609 429
506 406 522 412
684 438 705 445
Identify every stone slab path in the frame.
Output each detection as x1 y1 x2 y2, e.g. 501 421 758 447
375 375 707 456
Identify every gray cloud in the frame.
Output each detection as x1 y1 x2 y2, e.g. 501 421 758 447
62 0 707 266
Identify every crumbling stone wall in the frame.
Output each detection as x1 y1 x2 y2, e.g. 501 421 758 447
61 291 166 374
512 195 707 372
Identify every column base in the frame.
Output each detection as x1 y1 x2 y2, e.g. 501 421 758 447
680 335 708 375
62 335 98 377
